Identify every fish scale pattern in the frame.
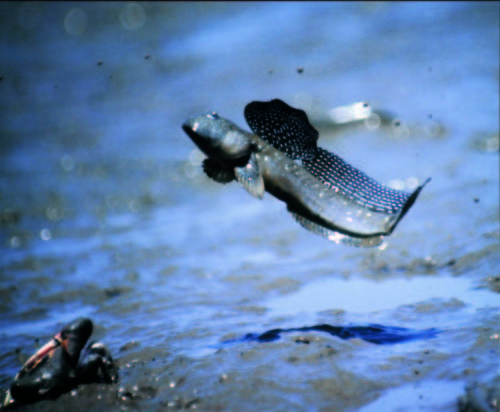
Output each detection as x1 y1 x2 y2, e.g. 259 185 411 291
244 99 318 160
303 148 409 213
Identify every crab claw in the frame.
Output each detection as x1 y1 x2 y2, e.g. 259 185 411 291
5 318 94 406
2 346 66 407
58 318 93 367
16 337 61 380
16 318 93 377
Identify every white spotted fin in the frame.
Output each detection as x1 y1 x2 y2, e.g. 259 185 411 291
234 152 265 199
290 212 384 248
302 148 425 215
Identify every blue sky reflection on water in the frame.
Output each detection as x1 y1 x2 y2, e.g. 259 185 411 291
266 275 499 317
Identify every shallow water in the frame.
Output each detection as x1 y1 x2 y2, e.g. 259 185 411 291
1 2 499 411
266 275 499 317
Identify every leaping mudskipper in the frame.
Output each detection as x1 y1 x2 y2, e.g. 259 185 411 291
182 99 430 247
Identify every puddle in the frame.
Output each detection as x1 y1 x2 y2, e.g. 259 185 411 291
266 276 499 316
359 380 465 412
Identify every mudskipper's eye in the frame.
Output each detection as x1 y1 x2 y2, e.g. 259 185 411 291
207 112 220 120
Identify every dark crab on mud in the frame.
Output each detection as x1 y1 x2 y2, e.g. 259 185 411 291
3 318 118 407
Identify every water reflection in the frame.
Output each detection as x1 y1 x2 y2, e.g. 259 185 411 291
266 276 499 316
329 101 372 124
360 380 465 412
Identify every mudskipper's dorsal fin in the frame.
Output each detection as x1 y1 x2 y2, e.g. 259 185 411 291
202 158 235 184
289 211 384 248
244 99 319 160
235 152 265 199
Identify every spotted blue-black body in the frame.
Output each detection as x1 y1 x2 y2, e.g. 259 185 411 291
182 104 430 247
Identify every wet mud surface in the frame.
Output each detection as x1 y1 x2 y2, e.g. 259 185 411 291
1 3 499 411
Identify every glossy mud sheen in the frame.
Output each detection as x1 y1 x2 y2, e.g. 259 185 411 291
0 3 499 411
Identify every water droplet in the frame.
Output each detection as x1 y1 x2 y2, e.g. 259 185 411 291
365 113 381 129
61 154 75 171
129 200 140 212
405 177 419 190
46 206 64 221
120 3 146 31
388 179 405 191
64 8 87 36
40 229 51 241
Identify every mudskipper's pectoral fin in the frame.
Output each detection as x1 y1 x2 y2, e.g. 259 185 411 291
202 158 235 184
289 212 384 248
235 152 264 199
244 99 319 160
